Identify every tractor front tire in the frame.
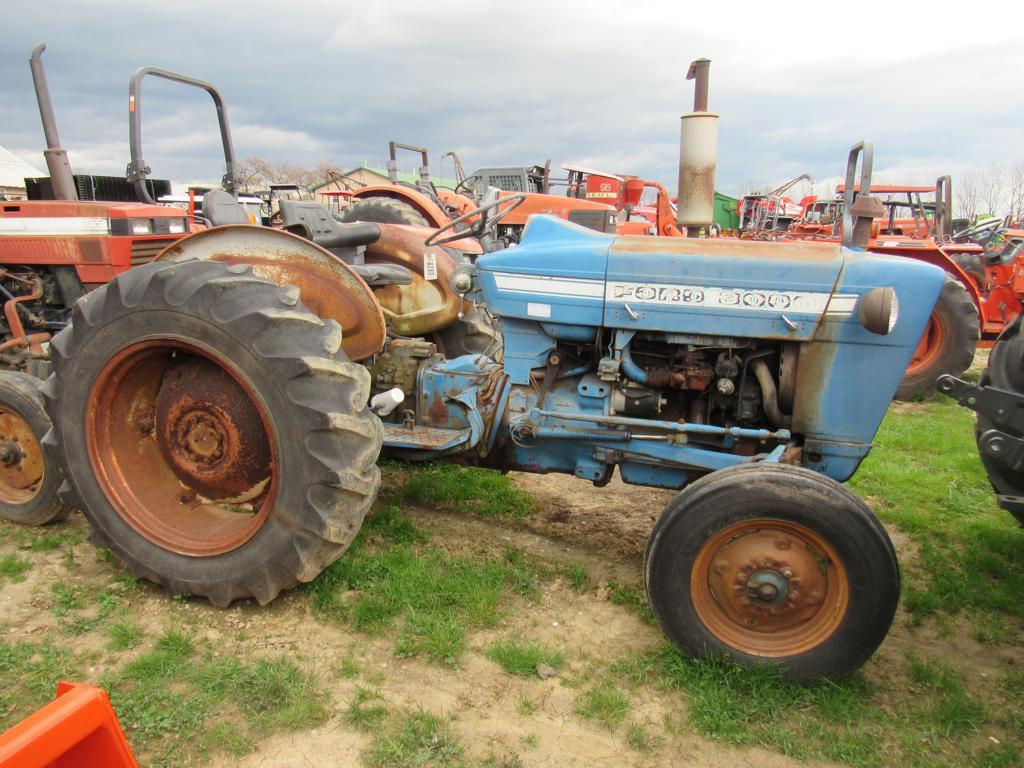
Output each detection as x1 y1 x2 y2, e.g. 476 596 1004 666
341 197 430 228
644 463 899 681
0 371 69 525
43 259 382 607
896 275 979 400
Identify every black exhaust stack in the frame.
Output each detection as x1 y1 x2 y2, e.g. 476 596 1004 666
29 44 78 202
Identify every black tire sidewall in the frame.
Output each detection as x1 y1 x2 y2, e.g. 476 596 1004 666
645 464 899 681
896 277 978 400
53 309 320 589
340 198 428 227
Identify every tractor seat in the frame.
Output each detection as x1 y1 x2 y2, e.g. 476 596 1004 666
202 189 251 227
279 200 381 250
278 200 411 288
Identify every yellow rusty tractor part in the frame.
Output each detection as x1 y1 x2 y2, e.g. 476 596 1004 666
365 224 481 338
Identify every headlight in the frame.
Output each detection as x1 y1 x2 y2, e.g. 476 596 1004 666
131 219 153 235
168 220 186 234
858 287 898 335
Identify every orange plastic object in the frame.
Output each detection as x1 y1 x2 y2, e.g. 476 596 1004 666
0 682 139 768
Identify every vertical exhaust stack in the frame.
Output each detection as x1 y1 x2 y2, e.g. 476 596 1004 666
676 58 718 235
29 43 77 201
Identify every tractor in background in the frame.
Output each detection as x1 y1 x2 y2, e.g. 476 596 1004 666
785 176 1022 399
340 142 619 242
737 174 815 238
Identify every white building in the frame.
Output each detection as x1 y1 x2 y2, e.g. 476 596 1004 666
0 145 44 200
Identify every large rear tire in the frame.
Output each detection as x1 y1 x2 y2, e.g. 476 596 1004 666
42 259 382 606
644 463 899 681
340 197 430 227
0 371 69 525
896 275 979 400
975 318 1024 521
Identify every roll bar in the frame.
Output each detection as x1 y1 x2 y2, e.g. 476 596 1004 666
126 67 236 204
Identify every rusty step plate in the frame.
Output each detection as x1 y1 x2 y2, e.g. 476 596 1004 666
382 424 471 451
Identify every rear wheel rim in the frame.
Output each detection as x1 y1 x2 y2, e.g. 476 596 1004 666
690 518 849 657
907 311 947 378
0 409 44 505
85 339 278 556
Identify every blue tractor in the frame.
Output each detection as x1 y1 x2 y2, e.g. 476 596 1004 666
42 144 944 681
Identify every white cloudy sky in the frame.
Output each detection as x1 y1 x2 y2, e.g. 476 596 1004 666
2 0 1022 197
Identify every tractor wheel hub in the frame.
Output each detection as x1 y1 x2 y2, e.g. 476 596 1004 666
154 357 271 500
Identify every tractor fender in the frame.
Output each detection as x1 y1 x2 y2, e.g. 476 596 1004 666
350 185 453 228
867 242 984 317
154 225 386 361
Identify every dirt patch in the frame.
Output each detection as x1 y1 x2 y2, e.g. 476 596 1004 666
510 472 676 560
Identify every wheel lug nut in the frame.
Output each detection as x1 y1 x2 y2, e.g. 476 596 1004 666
782 568 793 579
714 560 729 574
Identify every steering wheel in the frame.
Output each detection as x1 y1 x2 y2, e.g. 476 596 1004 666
454 174 481 196
424 193 527 247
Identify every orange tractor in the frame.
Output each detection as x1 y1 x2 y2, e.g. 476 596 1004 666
339 141 618 244
785 174 1023 398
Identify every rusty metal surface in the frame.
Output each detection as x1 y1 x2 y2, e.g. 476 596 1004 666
0 272 50 354
154 356 271 500
364 223 480 337
86 339 277 557
156 226 385 361
689 518 848 657
0 408 44 504
611 233 842 261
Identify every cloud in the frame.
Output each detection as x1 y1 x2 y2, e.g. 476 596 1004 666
1 0 1022 199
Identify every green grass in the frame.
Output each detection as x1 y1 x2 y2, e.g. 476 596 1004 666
0 553 31 583
305 507 540 665
625 721 658 752
106 619 144 651
606 579 656 625
366 709 467 768
484 638 565 678
608 643 1023 768
848 402 1024 622
574 682 630 731
103 629 326 767
345 685 388 731
389 462 533 518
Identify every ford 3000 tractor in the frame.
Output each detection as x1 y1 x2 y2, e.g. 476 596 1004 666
41 144 944 681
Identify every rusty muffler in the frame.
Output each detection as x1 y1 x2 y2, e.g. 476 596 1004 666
676 58 718 235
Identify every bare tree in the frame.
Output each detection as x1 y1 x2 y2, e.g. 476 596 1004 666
978 165 1006 218
1006 162 1024 226
234 157 344 193
956 169 982 221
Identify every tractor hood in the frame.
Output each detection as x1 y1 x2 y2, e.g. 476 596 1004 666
476 215 851 341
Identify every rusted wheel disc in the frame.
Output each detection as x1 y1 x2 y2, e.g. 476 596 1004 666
0 408 45 505
690 518 849 657
86 340 277 557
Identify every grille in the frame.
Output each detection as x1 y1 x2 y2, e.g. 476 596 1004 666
25 175 171 203
130 239 171 265
486 174 525 192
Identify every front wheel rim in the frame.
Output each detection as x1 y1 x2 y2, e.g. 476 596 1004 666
0 409 44 505
85 339 278 557
907 312 947 378
690 518 849 657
